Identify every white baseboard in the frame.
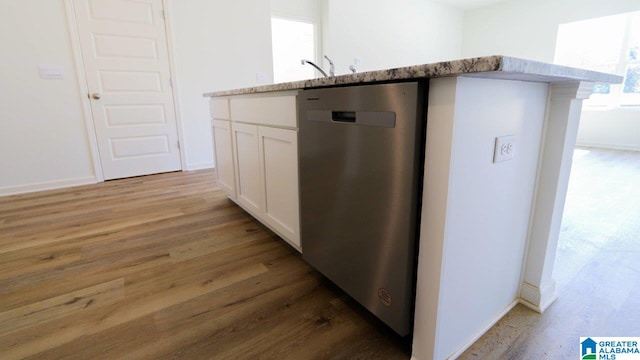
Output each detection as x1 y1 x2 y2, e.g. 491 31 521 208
576 141 640 152
444 299 519 360
185 161 214 171
0 176 97 197
519 281 557 313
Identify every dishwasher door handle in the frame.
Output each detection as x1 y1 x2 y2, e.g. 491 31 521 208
332 111 356 122
306 110 396 128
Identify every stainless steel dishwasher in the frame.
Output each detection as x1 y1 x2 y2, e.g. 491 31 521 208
298 81 427 336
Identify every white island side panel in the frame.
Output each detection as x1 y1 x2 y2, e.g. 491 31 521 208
412 76 548 360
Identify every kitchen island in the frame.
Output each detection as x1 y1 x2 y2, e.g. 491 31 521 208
204 55 621 360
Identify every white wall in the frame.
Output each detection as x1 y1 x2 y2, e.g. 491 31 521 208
0 0 96 195
0 1 281 194
170 0 275 170
271 0 321 22
412 77 548 359
462 0 640 62
462 0 640 151
578 109 640 151
170 0 322 171
323 0 463 74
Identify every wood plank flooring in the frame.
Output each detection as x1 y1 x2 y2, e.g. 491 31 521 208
3 147 636 359
0 170 409 360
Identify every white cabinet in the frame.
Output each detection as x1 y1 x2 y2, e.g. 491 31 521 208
230 95 297 128
210 98 230 120
211 119 235 199
258 126 299 247
211 98 235 199
210 92 300 251
231 122 264 216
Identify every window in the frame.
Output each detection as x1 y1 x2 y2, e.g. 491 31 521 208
555 11 640 107
271 17 317 84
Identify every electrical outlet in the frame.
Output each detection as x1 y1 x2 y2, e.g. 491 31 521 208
256 72 267 84
494 136 516 163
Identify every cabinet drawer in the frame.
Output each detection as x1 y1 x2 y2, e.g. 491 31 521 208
230 95 297 128
210 98 230 120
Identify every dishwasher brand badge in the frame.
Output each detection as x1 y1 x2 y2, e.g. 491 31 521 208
378 288 392 307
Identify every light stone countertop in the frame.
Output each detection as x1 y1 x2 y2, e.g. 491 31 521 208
203 55 623 97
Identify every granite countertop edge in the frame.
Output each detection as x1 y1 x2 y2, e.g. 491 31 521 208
203 55 623 97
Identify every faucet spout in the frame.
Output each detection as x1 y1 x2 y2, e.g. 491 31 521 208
324 55 335 77
301 59 329 78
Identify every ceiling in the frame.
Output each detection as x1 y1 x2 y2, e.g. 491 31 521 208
432 0 509 10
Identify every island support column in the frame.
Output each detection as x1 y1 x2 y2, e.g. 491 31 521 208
520 81 595 312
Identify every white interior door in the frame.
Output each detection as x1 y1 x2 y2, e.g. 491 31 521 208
72 0 181 180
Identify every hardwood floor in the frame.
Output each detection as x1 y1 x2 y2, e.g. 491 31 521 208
0 170 409 360
3 147 636 359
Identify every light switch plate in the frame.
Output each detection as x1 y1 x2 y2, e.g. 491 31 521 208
39 65 64 79
494 135 516 163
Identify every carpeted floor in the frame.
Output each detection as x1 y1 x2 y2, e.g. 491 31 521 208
459 146 640 359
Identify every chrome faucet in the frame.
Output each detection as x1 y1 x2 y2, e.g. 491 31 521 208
301 55 336 78
324 55 335 77
301 59 329 78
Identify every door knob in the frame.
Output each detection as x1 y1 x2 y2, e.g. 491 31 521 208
91 93 101 100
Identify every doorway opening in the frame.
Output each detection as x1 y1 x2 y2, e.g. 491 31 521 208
271 17 318 83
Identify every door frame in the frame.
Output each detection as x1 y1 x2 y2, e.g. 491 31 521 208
63 0 186 182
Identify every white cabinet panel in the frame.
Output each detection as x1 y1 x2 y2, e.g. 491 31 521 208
230 95 297 128
211 119 235 199
258 126 300 248
210 98 230 120
232 123 264 216
210 93 300 252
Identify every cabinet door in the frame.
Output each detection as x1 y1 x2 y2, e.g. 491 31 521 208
211 120 235 199
258 126 300 249
231 122 264 216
